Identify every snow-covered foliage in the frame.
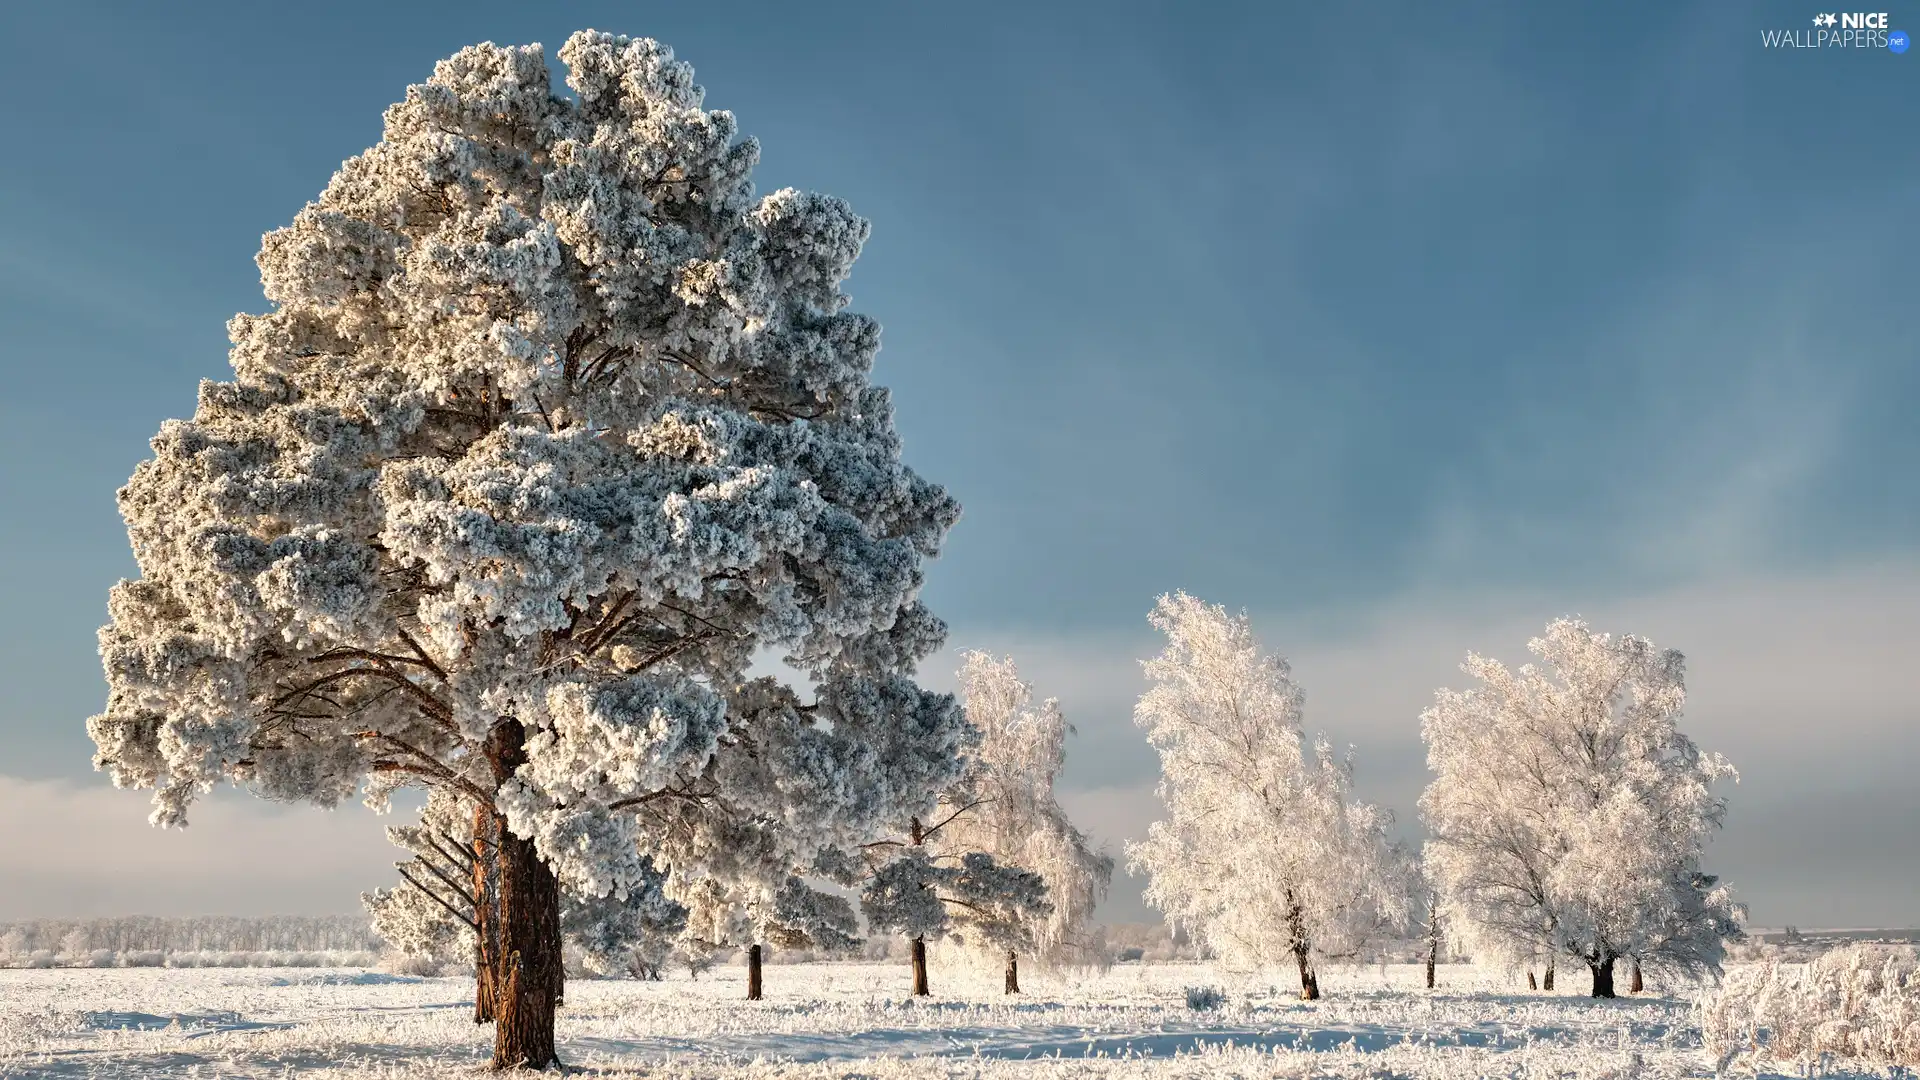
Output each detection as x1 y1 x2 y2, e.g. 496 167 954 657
1126 594 1405 996
669 817 863 962
1419 619 1743 995
90 23 962 898
860 849 1050 954
1701 943 1920 1073
562 868 688 977
763 877 861 953
936 652 1112 967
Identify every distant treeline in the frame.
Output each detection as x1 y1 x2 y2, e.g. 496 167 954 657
0 914 379 955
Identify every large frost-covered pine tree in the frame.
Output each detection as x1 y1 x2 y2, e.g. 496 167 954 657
88 31 966 1069
1419 619 1743 997
1127 593 1403 999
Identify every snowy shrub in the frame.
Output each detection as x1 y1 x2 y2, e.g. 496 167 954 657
380 951 447 977
1117 947 1145 963
119 950 165 968
1701 944 1920 1073
1185 984 1226 1011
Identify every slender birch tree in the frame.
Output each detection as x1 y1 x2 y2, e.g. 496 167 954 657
942 651 1112 992
1126 593 1404 999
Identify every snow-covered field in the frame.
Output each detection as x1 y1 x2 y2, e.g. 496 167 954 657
0 959 1856 1079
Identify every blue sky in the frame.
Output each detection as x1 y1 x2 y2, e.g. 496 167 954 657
0 0 1914 925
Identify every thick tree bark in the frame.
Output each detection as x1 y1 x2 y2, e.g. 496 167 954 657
747 943 763 1001
548 896 565 1009
1630 959 1643 994
907 816 931 998
1004 950 1019 994
911 936 930 996
472 803 497 1024
486 720 563 1071
1589 953 1618 998
1542 959 1555 991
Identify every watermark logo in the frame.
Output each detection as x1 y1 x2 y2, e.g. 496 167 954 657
1761 11 1907 48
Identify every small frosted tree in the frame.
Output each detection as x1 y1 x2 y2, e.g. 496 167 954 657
89 31 965 1069
1403 853 1451 989
858 845 1049 996
1127 593 1403 1000
941 651 1112 992
1420 619 1743 998
674 817 861 1000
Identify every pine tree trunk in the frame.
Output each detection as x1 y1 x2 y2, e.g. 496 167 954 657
1630 959 1643 994
548 899 565 1009
1590 954 1617 998
1542 959 1555 991
1004 950 1020 994
486 720 563 1071
472 803 497 1024
747 943 763 1001
468 933 491 1014
1527 970 1538 990
911 936 930 996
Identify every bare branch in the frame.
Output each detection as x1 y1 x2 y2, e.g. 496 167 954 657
397 866 480 931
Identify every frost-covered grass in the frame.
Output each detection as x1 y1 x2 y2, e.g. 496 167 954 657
0 961 1886 1078
1701 944 1919 1074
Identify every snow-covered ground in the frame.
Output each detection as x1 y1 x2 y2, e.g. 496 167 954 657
0 960 1845 1078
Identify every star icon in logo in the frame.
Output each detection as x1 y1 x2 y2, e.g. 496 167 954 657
1812 12 1837 26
